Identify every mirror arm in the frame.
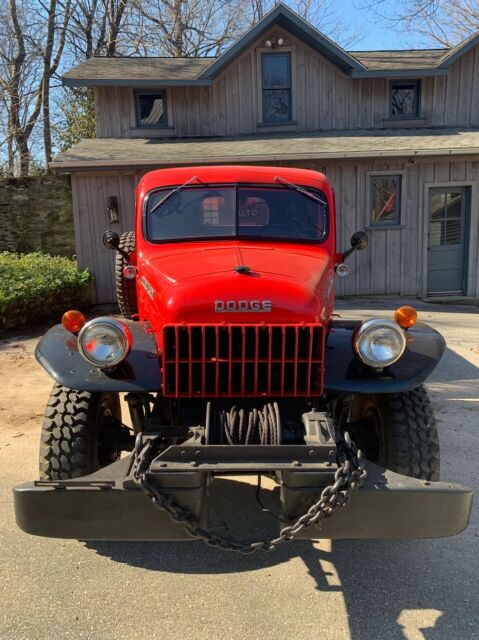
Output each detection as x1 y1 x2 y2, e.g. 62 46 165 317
342 244 359 260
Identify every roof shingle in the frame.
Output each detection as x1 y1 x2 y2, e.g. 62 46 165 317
50 128 479 170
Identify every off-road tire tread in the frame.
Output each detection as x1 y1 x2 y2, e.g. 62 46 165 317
39 385 95 479
382 385 440 481
115 230 138 319
39 384 121 480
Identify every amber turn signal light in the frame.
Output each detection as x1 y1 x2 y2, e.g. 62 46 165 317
394 305 418 329
62 309 86 334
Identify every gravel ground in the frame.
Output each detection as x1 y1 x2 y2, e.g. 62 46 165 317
0 298 477 640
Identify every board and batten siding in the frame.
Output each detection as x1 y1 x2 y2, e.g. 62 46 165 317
94 35 479 138
71 158 479 304
71 172 139 303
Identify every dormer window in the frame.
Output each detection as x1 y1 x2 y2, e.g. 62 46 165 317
390 80 421 119
261 52 292 123
135 90 167 128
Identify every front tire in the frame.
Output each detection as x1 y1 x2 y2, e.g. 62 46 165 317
39 384 122 480
349 385 440 480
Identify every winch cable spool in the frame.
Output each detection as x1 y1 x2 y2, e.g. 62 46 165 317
219 403 281 445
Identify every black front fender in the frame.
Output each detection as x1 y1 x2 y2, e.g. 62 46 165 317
35 320 161 392
324 320 445 394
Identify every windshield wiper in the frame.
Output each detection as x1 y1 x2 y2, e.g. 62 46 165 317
274 175 327 206
149 175 202 214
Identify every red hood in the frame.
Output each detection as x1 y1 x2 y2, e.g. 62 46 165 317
139 242 335 324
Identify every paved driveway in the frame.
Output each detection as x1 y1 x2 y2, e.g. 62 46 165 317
0 299 477 640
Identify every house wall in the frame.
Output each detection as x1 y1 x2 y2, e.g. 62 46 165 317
93 34 479 138
71 157 479 304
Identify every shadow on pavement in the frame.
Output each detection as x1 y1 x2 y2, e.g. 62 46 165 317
86 476 476 639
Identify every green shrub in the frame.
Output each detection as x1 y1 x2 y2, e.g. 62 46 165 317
0 252 92 332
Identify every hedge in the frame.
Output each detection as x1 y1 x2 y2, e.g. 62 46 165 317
0 252 92 332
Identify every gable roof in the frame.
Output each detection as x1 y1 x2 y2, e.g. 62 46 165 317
197 3 366 78
438 31 479 68
61 3 479 87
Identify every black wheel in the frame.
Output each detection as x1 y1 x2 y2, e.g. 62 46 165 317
39 384 122 480
348 385 440 480
115 230 138 319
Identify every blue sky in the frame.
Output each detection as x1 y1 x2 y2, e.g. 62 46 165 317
327 1 435 51
348 8 405 50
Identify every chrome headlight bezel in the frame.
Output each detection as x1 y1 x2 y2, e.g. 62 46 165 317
78 317 131 369
353 318 406 368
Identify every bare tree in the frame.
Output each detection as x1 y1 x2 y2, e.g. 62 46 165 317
35 0 73 163
0 0 43 175
66 0 139 59
355 0 479 46
133 0 245 57
0 0 74 173
134 0 364 58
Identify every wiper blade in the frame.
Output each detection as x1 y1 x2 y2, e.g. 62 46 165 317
150 175 202 214
274 175 327 206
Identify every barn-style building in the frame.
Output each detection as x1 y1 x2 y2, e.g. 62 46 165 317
52 3 479 303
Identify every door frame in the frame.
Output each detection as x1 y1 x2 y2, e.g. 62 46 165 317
422 180 477 297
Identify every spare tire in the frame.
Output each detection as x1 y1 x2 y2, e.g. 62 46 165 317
115 230 138 319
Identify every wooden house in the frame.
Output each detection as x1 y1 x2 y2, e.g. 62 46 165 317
53 3 479 303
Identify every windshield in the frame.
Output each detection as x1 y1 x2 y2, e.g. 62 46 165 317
144 185 328 243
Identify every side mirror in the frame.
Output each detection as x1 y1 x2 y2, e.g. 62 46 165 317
351 231 368 251
342 231 369 260
102 230 120 250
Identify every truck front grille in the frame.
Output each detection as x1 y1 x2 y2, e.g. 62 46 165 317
162 324 325 398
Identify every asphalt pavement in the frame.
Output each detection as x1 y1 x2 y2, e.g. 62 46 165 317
0 298 477 640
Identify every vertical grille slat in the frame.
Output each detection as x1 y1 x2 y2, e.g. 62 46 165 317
163 324 325 398
307 326 313 396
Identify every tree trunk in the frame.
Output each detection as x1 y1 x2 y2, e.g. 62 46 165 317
43 77 52 164
18 137 30 177
172 0 185 56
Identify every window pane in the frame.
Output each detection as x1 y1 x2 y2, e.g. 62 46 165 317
430 192 446 220
446 219 461 245
147 187 235 240
370 175 401 225
138 93 166 127
146 185 328 242
262 53 290 88
429 220 445 247
237 187 327 240
446 192 462 218
391 84 418 117
263 89 291 122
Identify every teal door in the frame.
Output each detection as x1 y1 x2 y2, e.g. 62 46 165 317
427 187 469 294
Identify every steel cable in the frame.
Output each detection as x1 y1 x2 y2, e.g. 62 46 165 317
219 403 281 445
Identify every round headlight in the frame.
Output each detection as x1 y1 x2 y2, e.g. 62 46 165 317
353 318 406 368
78 317 131 368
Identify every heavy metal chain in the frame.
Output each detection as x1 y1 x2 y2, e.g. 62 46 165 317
133 432 366 554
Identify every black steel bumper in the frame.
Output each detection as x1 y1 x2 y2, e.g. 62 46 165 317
13 446 473 541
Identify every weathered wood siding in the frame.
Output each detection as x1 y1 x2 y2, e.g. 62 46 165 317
71 158 479 303
71 172 138 302
94 32 479 138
